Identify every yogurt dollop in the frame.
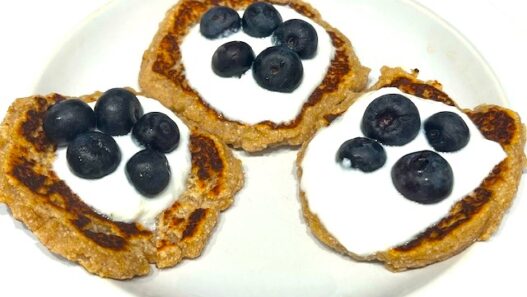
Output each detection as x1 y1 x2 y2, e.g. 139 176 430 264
53 96 192 230
181 5 335 124
300 88 506 256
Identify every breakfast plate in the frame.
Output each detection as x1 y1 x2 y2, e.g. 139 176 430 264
0 0 524 296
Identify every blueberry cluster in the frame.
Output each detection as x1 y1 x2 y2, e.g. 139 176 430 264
43 88 180 197
336 94 470 204
200 2 318 93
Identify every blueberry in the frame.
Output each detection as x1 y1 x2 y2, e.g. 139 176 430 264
126 149 171 197
424 111 470 152
252 46 303 93
336 137 386 172
66 131 121 179
242 2 282 37
43 99 95 146
200 6 241 39
361 94 421 146
212 41 255 78
94 88 143 136
272 19 318 59
391 150 453 204
132 112 180 153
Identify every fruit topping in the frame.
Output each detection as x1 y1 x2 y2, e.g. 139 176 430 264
212 41 255 77
361 94 421 146
200 6 241 39
252 46 303 92
272 19 318 59
43 99 95 146
336 137 386 172
94 88 143 136
424 111 470 152
391 150 453 204
126 149 171 197
242 2 283 37
66 131 121 179
132 112 180 153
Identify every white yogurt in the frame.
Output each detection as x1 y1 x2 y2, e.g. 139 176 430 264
180 5 334 124
53 96 192 230
300 88 506 256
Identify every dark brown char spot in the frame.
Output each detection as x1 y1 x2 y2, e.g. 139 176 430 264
190 135 224 180
174 0 208 30
385 77 456 107
305 33 350 108
324 112 343 124
83 231 126 250
11 158 46 193
468 108 515 145
182 208 207 239
73 216 126 250
20 97 53 152
172 217 185 226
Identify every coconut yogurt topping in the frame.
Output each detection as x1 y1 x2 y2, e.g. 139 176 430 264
180 5 335 124
300 88 506 256
53 96 191 230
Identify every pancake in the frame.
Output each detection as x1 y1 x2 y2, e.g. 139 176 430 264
298 67 526 271
0 90 244 279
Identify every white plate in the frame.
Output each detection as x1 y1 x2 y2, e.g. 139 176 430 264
0 0 522 296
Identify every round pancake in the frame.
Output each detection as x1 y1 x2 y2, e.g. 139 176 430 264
298 67 526 271
0 90 244 279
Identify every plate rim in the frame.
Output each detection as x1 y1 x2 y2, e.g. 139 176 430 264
14 1 515 297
